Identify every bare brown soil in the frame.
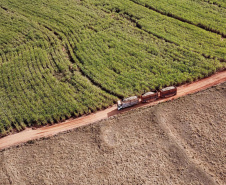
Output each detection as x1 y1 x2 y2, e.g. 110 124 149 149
0 82 225 185
0 70 225 151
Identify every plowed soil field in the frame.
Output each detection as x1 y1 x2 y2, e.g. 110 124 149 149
0 83 225 185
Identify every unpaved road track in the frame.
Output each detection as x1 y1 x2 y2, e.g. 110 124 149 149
0 71 226 151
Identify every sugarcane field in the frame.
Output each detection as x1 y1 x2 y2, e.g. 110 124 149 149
0 0 225 184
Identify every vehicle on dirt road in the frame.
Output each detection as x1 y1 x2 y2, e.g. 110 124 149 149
141 90 158 103
117 96 139 110
118 86 177 110
160 86 177 98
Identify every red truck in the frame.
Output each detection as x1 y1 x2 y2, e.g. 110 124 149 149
160 86 177 98
141 90 158 103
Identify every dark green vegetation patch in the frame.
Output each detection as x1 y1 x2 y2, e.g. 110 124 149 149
0 0 225 135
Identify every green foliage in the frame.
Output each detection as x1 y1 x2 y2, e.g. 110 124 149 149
0 0 225 135
130 0 226 36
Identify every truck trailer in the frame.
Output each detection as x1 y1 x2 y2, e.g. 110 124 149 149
160 86 177 98
141 90 158 103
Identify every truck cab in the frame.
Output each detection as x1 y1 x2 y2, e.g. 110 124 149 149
117 96 139 110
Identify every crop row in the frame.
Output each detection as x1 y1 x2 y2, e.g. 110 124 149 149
0 44 116 135
0 5 116 135
90 0 226 60
75 25 222 96
3 0 225 59
129 0 226 37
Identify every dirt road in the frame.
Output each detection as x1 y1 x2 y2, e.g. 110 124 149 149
0 70 225 151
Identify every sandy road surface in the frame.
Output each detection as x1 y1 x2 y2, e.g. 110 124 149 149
0 70 226 151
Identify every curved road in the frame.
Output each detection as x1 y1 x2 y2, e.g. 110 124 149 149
0 71 226 151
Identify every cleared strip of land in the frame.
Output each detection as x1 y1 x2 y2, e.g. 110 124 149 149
0 70 225 151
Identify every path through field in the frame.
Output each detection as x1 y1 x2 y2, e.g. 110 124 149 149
0 70 225 151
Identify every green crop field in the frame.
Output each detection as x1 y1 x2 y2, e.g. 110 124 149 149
0 0 225 135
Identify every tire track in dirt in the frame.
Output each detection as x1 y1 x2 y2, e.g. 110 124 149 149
0 70 225 151
154 110 219 184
